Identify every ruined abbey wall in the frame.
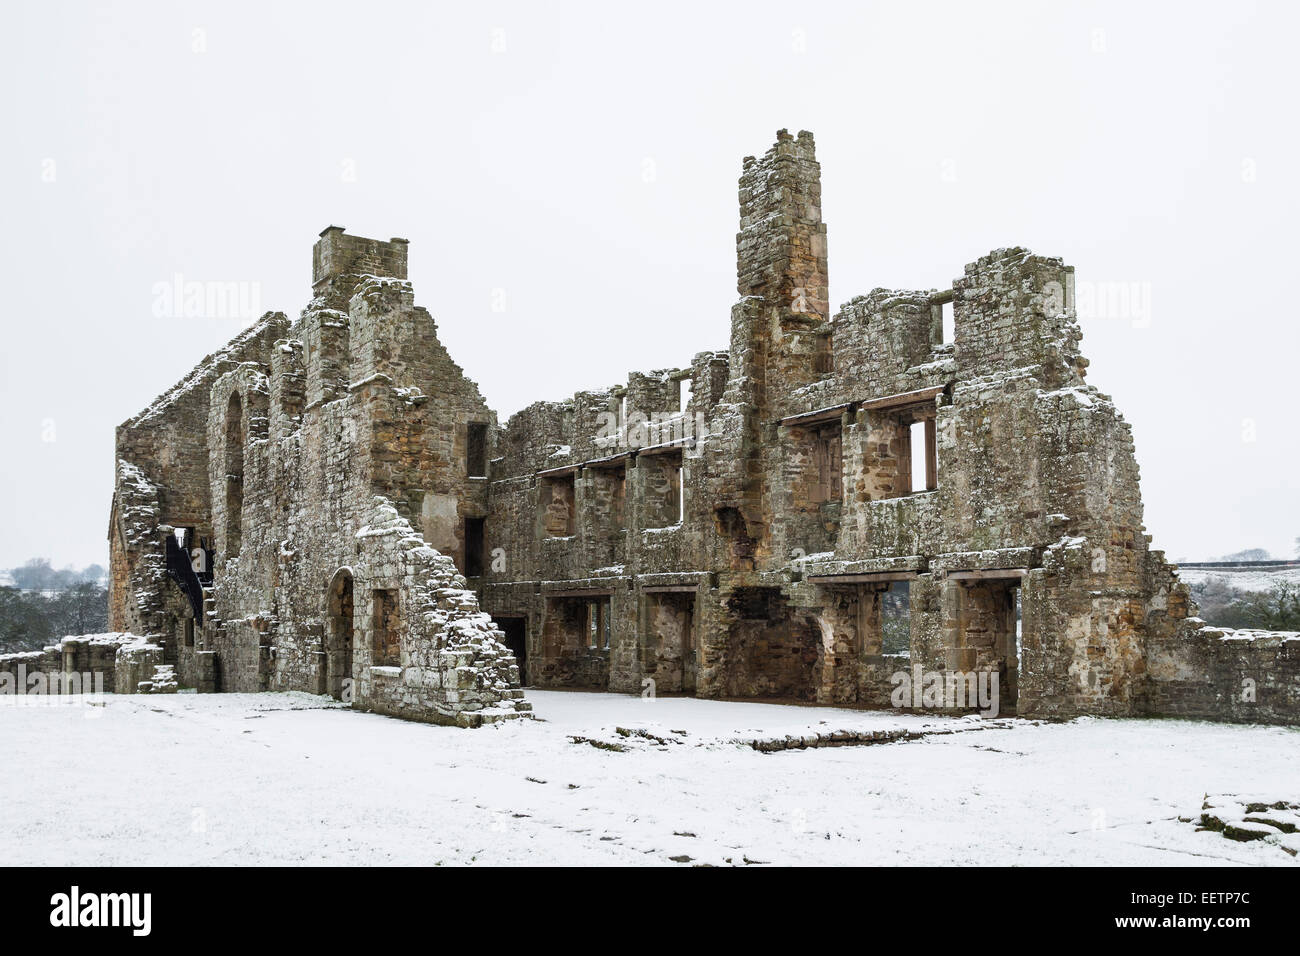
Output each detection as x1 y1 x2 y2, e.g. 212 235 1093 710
109 229 529 726
474 131 1298 723
107 132 1298 726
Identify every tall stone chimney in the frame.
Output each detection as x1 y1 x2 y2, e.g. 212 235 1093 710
311 225 409 304
736 129 828 320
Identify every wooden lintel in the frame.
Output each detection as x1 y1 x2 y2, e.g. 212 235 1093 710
946 568 1028 581
536 464 579 478
858 385 945 413
778 402 854 428
541 587 616 597
809 571 920 584
635 439 689 457
585 452 631 469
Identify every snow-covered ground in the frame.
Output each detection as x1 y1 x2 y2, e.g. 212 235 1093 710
3 690 1298 866
1178 566 1300 593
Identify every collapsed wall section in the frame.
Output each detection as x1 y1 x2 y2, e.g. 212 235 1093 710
350 498 529 726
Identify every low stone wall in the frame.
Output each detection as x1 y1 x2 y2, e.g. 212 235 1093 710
61 635 128 692
0 633 138 695
1142 619 1300 724
0 649 57 692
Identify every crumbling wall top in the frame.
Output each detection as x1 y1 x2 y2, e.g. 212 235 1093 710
312 226 409 295
736 130 827 318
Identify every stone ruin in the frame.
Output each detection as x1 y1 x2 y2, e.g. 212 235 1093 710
92 130 1297 726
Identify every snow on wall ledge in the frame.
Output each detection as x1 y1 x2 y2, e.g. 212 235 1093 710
1 634 136 695
350 498 531 728
0 632 198 697
1139 616 1300 724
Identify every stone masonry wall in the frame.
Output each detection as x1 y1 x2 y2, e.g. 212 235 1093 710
109 133 1297 727
473 130 1298 725
110 228 529 726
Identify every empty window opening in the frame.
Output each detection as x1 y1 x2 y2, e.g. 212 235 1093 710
224 392 244 558
641 451 683 529
880 581 911 656
1014 584 1023 692
465 516 486 576
924 418 937 490
587 598 611 649
809 422 842 505
183 618 195 648
466 422 488 478
678 377 693 413
372 589 401 667
786 420 842 556
908 421 928 494
539 474 576 537
941 300 955 345
714 506 757 570
813 329 834 374
874 405 936 499
589 465 627 533
540 596 611 689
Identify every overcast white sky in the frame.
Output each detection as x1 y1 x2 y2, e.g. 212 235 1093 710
1 0 1296 570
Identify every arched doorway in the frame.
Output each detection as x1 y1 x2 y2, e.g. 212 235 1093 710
325 569 354 700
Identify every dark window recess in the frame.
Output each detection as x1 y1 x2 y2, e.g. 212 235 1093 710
809 422 842 504
813 330 833 374
880 580 911 656
467 423 488 478
372 589 401 667
225 392 244 557
641 450 683 529
465 517 486 577
493 616 527 680
539 474 576 537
